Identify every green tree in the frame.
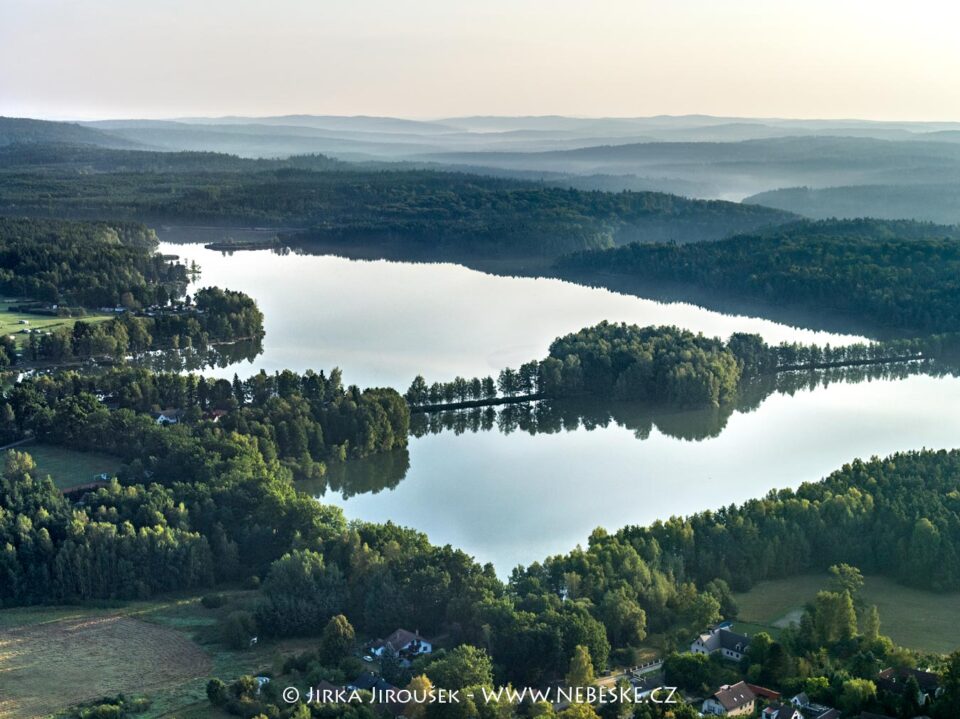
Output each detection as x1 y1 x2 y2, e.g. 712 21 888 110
838 678 876 714
319 614 356 665
565 645 595 689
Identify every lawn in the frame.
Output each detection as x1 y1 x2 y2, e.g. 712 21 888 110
0 301 111 350
0 590 317 719
24 444 122 489
0 612 211 719
733 573 960 654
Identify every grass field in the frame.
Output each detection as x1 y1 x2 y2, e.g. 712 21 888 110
733 573 960 654
0 301 111 350
0 591 318 719
0 614 211 719
24 444 122 489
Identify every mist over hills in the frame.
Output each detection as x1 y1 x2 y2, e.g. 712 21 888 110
0 116 145 150
5 113 960 223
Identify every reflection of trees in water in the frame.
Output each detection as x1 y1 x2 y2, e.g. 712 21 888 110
412 360 960 443
130 338 264 372
297 359 960 502
411 398 732 442
297 448 411 499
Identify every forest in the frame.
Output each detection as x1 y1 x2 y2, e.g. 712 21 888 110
0 143 794 256
0 217 264 364
0 216 181 307
5 432 960 717
557 219 960 335
405 321 936 410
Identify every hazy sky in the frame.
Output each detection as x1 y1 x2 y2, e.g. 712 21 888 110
2 0 959 121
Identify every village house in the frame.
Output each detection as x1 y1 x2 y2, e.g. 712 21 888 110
702 681 756 716
348 671 396 693
368 629 432 662
876 667 943 705
761 705 802 719
153 408 183 425
790 693 841 719
690 623 752 662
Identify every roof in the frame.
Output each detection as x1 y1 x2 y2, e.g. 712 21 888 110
712 681 756 712
695 626 751 653
384 628 419 648
813 710 840 719
762 706 800 719
747 683 780 700
350 672 395 692
877 667 941 693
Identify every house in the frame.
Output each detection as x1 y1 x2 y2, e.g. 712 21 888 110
691 624 751 662
791 693 840 719
348 672 395 693
748 684 781 702
702 681 756 716
877 667 943 704
153 408 183 425
762 705 802 719
369 629 432 660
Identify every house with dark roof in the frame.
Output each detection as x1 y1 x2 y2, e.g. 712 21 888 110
691 624 751 662
369 628 432 661
348 672 395 693
877 667 943 705
702 681 756 716
790 693 840 719
761 705 802 719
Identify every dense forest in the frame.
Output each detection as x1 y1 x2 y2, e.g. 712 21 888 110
0 144 794 256
557 219 960 335
406 322 936 410
0 216 181 307
0 217 264 364
2 367 408 482
747 183 960 226
5 429 960 717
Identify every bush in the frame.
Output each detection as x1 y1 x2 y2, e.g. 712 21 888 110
201 593 229 609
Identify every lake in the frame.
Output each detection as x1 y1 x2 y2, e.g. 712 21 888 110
158 231 960 573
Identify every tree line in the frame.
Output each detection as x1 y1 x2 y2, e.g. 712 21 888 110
0 144 794 257
557 218 960 335
407 322 936 411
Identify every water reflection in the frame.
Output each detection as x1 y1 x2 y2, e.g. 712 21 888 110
412 360 952 444
304 360 957 504
130 339 264 373
300 448 411 499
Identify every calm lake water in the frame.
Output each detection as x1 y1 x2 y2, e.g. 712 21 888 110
157 232 960 573
158 239 866 389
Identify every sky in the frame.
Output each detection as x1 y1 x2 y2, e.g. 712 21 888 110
2 0 959 121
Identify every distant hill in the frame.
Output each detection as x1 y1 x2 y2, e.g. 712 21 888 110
0 117 143 149
746 184 960 225
0 143 796 256
419 135 960 200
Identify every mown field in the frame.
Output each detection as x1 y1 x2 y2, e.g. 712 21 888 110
0 591 316 719
0 301 111 350
733 573 960 654
23 443 122 489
